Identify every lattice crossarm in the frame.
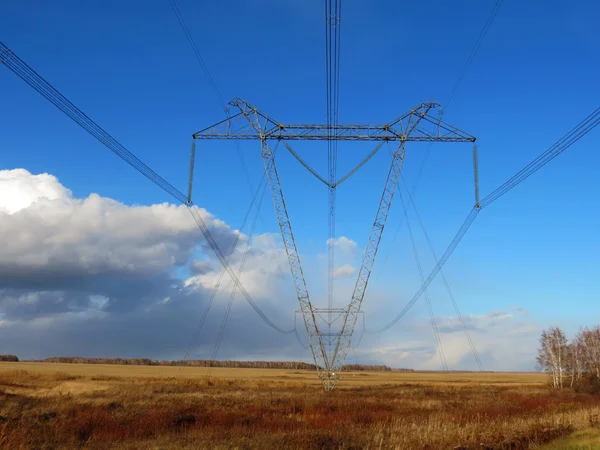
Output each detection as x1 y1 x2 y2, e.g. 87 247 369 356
192 98 476 143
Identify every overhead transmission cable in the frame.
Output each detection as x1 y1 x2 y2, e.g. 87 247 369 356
168 0 266 228
444 0 504 109
400 174 485 372
353 313 367 348
412 0 504 193
375 0 505 283
325 0 342 332
206 164 271 380
0 40 293 335
168 0 222 108
399 189 449 374
177 161 271 380
283 140 384 189
184 209 292 334
375 104 600 333
294 312 309 350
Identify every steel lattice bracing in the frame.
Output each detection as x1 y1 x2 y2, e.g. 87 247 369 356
232 103 333 385
329 143 406 378
260 139 330 379
193 98 475 143
193 98 476 391
327 104 436 384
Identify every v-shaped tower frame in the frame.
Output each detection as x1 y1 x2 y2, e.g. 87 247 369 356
193 98 477 390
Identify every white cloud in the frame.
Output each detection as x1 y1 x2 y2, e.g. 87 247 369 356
0 169 72 215
0 169 547 371
0 168 292 320
332 264 356 279
185 233 290 299
0 168 305 361
326 236 357 253
0 169 223 280
359 307 541 371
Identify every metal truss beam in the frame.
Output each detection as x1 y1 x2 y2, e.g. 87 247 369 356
193 98 476 143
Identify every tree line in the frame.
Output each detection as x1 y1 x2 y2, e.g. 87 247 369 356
41 357 394 371
537 325 600 392
0 355 19 362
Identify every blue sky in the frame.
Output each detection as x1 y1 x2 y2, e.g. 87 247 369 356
1 0 599 368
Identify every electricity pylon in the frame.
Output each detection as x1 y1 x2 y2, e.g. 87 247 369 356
192 98 476 390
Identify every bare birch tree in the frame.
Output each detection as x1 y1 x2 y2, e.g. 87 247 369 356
537 326 568 388
569 330 588 387
576 326 600 379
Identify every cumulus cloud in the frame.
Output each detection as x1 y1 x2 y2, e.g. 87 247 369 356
0 169 545 372
0 169 299 360
185 233 290 300
360 306 541 371
326 236 357 253
0 287 300 361
433 308 527 334
332 264 356 279
0 169 72 215
0 169 237 316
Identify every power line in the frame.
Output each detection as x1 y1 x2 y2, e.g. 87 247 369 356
401 174 484 372
177 163 270 380
399 189 449 373
283 142 330 187
0 39 293 335
206 169 269 380
0 45 188 204
375 206 478 333
168 0 267 229
353 313 366 348
479 106 600 208
168 0 223 108
283 140 384 188
325 0 343 331
374 104 600 333
411 0 505 193
294 312 309 350
445 0 504 108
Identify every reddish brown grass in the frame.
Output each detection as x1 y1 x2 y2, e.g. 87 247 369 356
0 367 599 449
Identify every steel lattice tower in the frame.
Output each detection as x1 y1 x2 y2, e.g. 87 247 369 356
192 98 477 390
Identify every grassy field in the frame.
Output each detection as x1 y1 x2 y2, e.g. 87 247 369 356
0 361 547 384
1 362 599 449
539 428 600 449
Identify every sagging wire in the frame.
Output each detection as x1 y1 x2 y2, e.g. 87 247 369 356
398 188 449 375
0 40 293 336
206 158 271 380
400 173 485 372
177 150 271 381
168 0 268 229
375 105 600 333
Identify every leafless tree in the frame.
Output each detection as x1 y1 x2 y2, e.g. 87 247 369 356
537 326 568 389
575 326 600 379
567 333 585 387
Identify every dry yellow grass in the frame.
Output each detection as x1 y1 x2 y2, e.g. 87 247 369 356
0 361 547 385
538 427 600 449
0 362 594 449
